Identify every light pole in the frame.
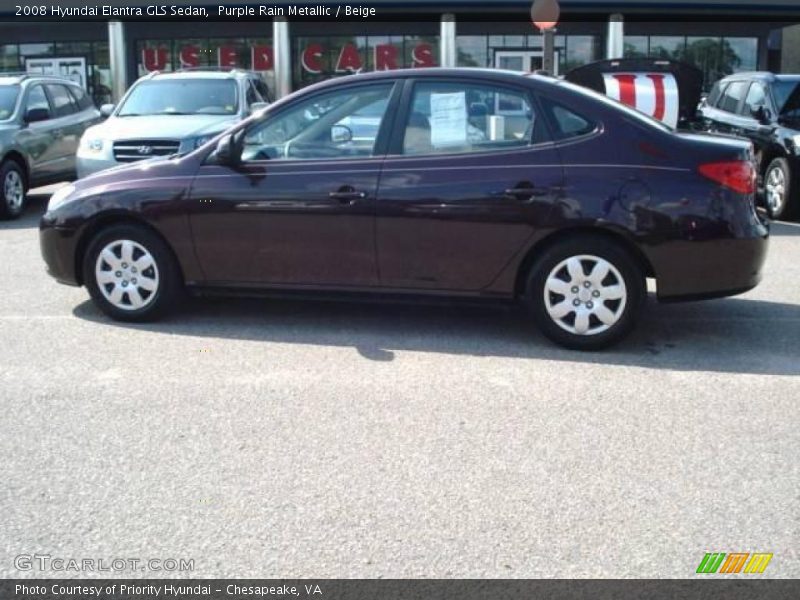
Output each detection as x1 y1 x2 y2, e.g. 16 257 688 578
531 0 560 75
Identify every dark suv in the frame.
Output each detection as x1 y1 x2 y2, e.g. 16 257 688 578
0 73 101 219
698 72 800 220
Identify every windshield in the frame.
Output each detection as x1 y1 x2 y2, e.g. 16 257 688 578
117 79 238 116
0 85 20 120
555 79 675 133
772 79 800 116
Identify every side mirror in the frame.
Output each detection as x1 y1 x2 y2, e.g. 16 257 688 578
99 103 115 118
249 101 268 115
752 106 772 124
214 133 241 167
331 124 352 144
24 107 50 123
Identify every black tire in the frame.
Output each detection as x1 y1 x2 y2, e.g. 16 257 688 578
523 235 646 351
83 224 183 322
0 159 27 220
763 157 798 221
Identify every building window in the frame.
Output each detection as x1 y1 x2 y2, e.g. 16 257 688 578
293 35 438 90
623 36 648 58
456 34 598 75
0 41 112 106
622 34 759 90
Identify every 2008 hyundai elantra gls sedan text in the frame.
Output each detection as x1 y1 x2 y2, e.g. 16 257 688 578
40 68 768 350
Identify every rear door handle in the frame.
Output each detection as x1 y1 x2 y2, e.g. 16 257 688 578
504 186 547 200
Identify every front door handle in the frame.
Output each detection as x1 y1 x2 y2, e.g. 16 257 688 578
329 189 367 204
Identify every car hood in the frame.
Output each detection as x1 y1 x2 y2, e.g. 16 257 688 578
565 58 704 129
85 114 239 141
74 153 192 192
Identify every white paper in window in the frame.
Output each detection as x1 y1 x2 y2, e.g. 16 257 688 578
430 92 467 148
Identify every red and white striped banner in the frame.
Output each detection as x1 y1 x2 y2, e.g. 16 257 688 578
602 72 680 128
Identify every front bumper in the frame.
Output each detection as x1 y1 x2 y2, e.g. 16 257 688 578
76 154 120 179
39 216 81 286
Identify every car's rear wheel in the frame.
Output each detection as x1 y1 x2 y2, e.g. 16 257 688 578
0 160 27 220
83 224 182 322
525 236 646 351
764 157 796 221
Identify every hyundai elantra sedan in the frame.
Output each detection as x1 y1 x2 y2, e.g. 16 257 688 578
40 68 768 350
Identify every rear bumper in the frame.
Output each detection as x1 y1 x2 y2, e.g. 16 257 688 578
648 227 769 302
39 216 80 286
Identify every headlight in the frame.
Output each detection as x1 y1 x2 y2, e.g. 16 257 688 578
47 184 76 212
81 138 104 153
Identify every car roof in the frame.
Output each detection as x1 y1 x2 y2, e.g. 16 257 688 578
0 73 80 86
148 69 256 81
295 67 554 95
718 71 800 84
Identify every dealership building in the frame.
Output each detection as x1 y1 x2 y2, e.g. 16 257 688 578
2 0 800 105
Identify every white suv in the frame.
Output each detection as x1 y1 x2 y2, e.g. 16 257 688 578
77 69 271 178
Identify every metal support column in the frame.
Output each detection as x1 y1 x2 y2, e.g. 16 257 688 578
606 13 624 60
273 17 291 98
440 13 457 68
108 21 128 103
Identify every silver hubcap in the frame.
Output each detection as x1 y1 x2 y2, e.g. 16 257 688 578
95 240 159 311
765 166 786 215
543 255 627 336
4 170 23 211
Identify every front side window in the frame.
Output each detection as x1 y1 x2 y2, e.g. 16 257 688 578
25 85 50 118
717 81 748 113
0 85 19 120
118 79 238 116
242 83 394 161
45 84 77 118
402 81 535 156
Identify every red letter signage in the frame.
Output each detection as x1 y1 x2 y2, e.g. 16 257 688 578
374 44 398 70
302 43 324 74
142 47 167 72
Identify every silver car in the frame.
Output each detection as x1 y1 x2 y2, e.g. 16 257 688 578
0 73 100 219
77 69 271 178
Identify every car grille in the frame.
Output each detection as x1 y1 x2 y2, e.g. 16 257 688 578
113 139 181 163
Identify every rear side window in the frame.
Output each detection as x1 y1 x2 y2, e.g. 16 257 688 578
45 84 78 117
67 85 94 111
717 81 748 113
541 100 596 141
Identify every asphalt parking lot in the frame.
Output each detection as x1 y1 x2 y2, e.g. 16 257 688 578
1 187 799 579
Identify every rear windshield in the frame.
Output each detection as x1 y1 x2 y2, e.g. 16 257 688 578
554 79 674 133
773 79 800 115
0 85 20 120
118 79 238 117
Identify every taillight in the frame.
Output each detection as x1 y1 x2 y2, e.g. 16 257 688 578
698 160 756 194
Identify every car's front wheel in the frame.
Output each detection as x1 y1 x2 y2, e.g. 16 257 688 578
0 160 27 220
525 236 646 351
83 224 183 321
